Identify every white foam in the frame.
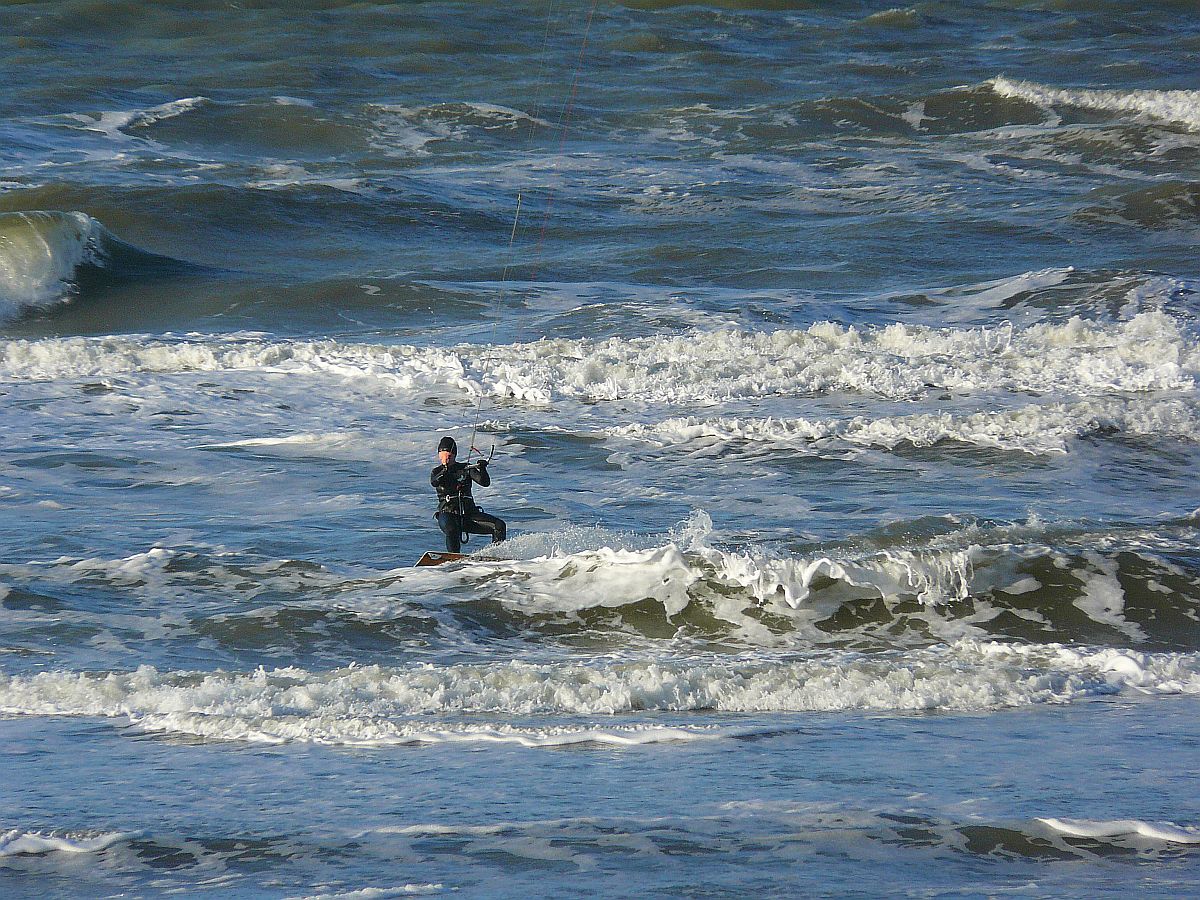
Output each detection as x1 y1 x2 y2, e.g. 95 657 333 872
610 397 1200 456
0 828 136 857
291 887 444 900
1073 551 1148 642
477 544 699 616
245 163 366 192
1037 818 1200 844
1 641 1196 745
3 313 1194 408
370 101 549 157
205 432 347 449
0 211 103 319
990 78 1200 131
61 97 209 140
0 663 732 746
1001 578 1041 596
126 96 210 128
696 543 976 611
889 266 1073 324
973 641 1200 694
0 335 476 389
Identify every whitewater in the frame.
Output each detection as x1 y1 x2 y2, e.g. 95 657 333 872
3 2 1200 898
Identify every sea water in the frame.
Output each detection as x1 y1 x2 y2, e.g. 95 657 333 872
2 1 1200 897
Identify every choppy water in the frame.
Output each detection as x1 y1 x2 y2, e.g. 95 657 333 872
3 1 1200 897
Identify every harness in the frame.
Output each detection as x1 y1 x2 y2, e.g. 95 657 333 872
434 448 494 546
435 464 479 545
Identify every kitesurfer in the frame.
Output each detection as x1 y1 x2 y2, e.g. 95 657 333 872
430 436 506 553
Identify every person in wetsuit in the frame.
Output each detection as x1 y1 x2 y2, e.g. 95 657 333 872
430 436 506 553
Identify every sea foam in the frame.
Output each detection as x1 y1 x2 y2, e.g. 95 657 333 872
1037 817 1200 844
1 642 1196 746
610 397 1200 456
990 78 1200 131
0 828 136 857
3 312 1194 405
60 97 209 140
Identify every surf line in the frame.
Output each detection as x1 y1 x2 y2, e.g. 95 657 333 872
462 0 601 467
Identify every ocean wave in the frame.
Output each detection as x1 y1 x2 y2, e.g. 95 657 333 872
990 78 1200 132
290 886 444 899
58 97 209 141
609 397 1200 456
380 513 1200 650
127 97 367 159
0 211 103 320
6 514 1198 654
1 640 1196 745
5 809 1191 895
0 333 475 386
857 7 920 29
883 268 1200 324
1078 180 1200 230
3 311 1195 404
1037 818 1200 845
0 828 136 857
0 210 198 323
370 101 549 157
378 807 1200 861
636 83 1055 146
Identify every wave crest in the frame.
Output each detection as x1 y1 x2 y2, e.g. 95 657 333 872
990 78 1200 131
1 640 1197 746
0 211 103 320
4 311 1194 404
0 828 136 857
610 398 1200 456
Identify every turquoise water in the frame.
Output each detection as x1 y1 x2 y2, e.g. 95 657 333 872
2 2 1200 897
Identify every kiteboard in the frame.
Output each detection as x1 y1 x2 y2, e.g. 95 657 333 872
415 551 468 567
414 551 501 567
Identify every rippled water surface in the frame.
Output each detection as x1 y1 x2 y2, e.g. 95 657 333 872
3 1 1200 897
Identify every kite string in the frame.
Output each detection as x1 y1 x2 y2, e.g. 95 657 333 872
531 0 599 274
464 0 599 460
468 192 523 463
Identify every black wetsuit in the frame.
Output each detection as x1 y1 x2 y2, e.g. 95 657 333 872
431 460 506 553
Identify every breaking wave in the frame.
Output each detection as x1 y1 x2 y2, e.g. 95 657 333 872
432 519 1200 650
5 510 1199 653
610 398 1200 456
0 211 103 319
370 101 550 157
0 639 1197 747
58 96 210 141
990 78 1200 132
2 809 1195 892
0 210 196 322
0 828 136 858
3 311 1195 405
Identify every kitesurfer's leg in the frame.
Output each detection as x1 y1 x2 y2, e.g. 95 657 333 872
466 510 506 544
436 511 461 553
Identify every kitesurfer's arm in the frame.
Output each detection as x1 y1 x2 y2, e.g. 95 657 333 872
431 465 450 490
469 459 491 487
